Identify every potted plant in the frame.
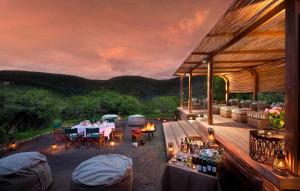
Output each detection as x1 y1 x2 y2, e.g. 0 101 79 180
265 106 285 129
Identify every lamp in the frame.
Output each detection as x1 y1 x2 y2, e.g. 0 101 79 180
168 142 175 157
273 153 287 175
110 141 115 146
51 142 58 150
9 141 17 150
208 128 215 143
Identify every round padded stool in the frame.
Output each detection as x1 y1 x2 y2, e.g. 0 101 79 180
102 114 119 123
71 154 133 191
127 114 145 126
0 152 53 191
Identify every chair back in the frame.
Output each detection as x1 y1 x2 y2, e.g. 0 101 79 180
105 118 115 123
86 128 99 135
53 119 62 129
64 128 77 134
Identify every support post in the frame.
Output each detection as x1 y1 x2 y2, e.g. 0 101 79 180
188 72 192 113
207 56 213 125
253 71 258 101
285 0 300 176
180 76 184 108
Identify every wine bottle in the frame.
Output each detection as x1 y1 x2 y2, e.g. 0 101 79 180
202 159 207 174
212 161 217 176
180 138 184 152
207 160 212 175
197 158 203 173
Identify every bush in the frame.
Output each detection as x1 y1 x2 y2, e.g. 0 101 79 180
0 87 63 131
143 96 178 118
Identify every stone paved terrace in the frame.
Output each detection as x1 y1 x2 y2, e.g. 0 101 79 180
1 121 167 191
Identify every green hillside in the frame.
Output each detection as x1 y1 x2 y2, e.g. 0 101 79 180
0 70 210 99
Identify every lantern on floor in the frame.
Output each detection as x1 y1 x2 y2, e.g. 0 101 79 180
51 142 58 150
168 142 175 157
110 141 115 146
9 141 17 150
273 153 287 175
208 128 215 143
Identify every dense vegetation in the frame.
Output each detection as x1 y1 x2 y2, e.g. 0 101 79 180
0 71 284 144
0 85 179 143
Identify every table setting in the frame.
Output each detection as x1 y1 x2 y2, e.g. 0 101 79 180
71 120 115 139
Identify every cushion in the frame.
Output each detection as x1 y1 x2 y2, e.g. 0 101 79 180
128 115 146 126
247 111 268 120
220 106 238 112
240 100 252 108
102 114 119 122
71 154 133 191
0 152 53 191
228 99 239 106
231 108 251 115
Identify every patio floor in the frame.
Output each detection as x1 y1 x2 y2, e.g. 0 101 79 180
1 121 166 191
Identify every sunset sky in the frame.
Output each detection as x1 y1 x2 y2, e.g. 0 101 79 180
0 0 232 80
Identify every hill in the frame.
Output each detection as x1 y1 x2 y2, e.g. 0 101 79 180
0 70 207 99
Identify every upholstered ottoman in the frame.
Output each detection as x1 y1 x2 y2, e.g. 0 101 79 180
247 111 270 129
231 108 251 123
220 106 238 118
127 114 146 126
71 154 133 191
213 104 226 115
102 114 120 123
0 152 53 191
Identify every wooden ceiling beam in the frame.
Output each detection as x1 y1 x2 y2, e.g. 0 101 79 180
219 49 285 54
206 31 284 37
189 1 285 72
210 1 285 57
214 59 278 63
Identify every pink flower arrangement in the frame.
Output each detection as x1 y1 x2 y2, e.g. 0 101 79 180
265 106 285 128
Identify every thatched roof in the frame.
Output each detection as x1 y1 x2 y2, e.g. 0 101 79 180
174 0 285 92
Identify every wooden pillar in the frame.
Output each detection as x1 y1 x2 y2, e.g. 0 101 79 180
253 71 258 101
188 72 192 113
285 0 300 176
180 76 184 108
225 81 229 103
207 56 213 125
245 68 258 101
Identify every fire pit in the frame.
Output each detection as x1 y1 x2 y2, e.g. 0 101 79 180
141 122 156 140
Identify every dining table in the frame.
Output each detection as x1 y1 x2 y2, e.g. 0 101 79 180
71 121 115 139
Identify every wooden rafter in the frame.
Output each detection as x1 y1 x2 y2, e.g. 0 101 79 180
189 1 285 72
206 31 284 37
210 1 285 57
219 49 285 54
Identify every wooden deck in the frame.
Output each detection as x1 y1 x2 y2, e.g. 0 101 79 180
163 115 300 190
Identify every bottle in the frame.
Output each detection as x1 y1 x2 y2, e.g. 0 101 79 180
180 138 184 152
207 160 212 175
202 159 207 174
197 158 203 173
189 141 194 154
212 161 217 176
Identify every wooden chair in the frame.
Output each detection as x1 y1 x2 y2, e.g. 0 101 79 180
64 128 81 149
131 128 143 143
111 128 124 141
53 120 63 141
86 128 105 148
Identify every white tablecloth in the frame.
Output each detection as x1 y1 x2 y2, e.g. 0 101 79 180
71 122 115 139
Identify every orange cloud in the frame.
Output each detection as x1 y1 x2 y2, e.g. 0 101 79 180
0 0 232 79
162 10 209 44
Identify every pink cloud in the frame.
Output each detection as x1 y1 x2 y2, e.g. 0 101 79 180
0 0 232 79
